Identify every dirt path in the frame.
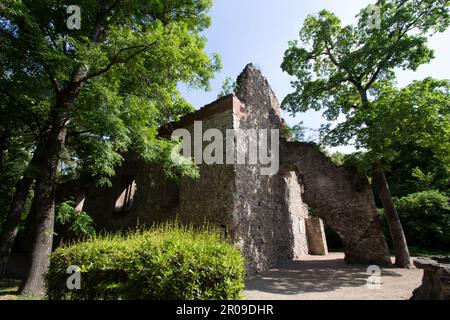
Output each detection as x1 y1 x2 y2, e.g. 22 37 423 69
244 253 422 300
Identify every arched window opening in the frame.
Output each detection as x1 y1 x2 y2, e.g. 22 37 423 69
114 176 136 213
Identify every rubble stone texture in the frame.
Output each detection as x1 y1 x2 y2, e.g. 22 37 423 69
65 64 391 273
305 217 328 256
411 257 450 300
280 140 391 265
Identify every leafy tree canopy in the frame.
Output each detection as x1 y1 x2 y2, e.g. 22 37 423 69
281 0 449 171
281 0 449 113
0 0 221 185
325 78 450 169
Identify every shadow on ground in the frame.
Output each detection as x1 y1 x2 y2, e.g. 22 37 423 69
0 279 21 300
245 257 402 296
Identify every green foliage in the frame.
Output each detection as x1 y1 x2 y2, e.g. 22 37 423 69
0 0 221 187
380 190 450 250
281 1 450 174
411 168 436 191
387 142 450 197
217 76 237 98
288 123 306 141
345 79 450 170
327 151 374 177
280 122 319 143
330 151 346 166
56 201 95 238
282 1 449 116
407 246 450 257
46 223 246 300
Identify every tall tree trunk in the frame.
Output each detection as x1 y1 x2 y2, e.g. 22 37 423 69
18 61 88 296
19 111 69 296
373 170 413 268
0 141 44 279
0 130 6 170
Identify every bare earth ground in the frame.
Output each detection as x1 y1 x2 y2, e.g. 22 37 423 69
244 252 423 300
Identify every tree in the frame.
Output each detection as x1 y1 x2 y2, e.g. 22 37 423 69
281 0 449 268
393 190 450 250
387 143 449 197
0 44 51 278
337 78 449 260
1 0 220 296
217 76 236 98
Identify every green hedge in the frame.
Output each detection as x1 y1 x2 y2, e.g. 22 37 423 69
379 190 450 251
46 224 246 300
395 190 450 250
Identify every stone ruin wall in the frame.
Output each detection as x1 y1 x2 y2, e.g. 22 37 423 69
175 100 236 228
232 64 311 272
64 63 392 274
280 141 391 265
305 217 329 256
234 64 390 269
80 98 237 233
283 172 310 258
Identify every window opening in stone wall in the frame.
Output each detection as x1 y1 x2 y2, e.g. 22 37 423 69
74 188 88 213
114 176 136 213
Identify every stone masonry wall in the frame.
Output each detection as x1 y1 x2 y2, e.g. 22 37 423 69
66 63 391 274
305 217 328 255
280 141 391 265
283 172 310 258
177 104 236 228
232 64 304 272
82 98 237 233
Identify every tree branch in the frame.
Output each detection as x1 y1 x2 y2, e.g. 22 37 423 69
364 65 383 90
78 42 157 83
324 41 361 87
42 62 62 93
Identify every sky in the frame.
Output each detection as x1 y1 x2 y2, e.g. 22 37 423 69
179 0 450 153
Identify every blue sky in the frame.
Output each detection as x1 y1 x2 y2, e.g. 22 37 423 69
179 0 450 153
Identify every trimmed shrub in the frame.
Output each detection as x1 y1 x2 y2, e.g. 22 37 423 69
46 223 246 300
395 190 450 250
379 190 450 250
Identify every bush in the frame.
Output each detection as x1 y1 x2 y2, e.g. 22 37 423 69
46 223 246 300
380 190 450 250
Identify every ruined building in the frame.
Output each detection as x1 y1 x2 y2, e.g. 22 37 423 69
66 64 391 272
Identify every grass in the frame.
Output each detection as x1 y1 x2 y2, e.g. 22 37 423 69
0 279 40 300
0 279 20 300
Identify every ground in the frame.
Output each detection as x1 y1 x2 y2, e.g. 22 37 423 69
1 252 423 300
244 253 423 300
0 279 36 300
